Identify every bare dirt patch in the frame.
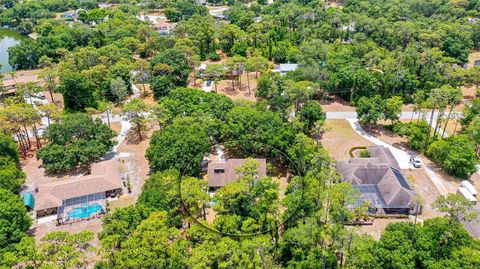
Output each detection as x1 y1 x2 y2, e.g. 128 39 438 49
214 73 258 102
42 91 64 108
110 122 122 135
467 50 480 68
321 120 374 160
34 217 103 243
403 168 443 219
462 85 478 100
362 122 409 150
117 122 158 196
320 98 355 112
355 219 409 240
135 84 157 106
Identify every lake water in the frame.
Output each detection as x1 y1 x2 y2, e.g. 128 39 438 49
0 29 25 73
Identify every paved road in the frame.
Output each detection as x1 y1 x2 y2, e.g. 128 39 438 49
326 111 440 120
327 111 447 137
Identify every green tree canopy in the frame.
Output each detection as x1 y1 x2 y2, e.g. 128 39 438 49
146 116 211 176
37 113 115 173
0 188 31 252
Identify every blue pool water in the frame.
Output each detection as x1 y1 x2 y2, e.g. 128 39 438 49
67 203 102 219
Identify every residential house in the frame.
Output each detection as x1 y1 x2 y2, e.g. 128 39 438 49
336 146 418 215
207 159 267 188
34 160 122 222
272 63 299 76
153 20 176 35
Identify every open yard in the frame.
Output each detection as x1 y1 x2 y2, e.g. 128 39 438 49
109 194 136 211
214 73 258 102
321 119 374 160
134 83 157 106
467 50 480 68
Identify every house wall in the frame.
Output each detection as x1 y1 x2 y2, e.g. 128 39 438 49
36 207 58 218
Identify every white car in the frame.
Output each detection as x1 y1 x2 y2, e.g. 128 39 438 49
410 155 422 168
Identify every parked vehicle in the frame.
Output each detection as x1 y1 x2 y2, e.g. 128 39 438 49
461 180 477 197
206 80 212 86
457 186 477 205
410 155 422 168
36 92 46 100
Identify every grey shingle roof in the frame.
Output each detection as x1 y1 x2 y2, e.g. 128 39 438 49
336 146 415 209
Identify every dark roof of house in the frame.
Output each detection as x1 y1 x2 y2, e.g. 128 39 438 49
367 145 400 169
336 146 415 209
207 159 267 187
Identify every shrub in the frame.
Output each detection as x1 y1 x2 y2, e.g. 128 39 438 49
426 135 477 178
207 53 221 61
393 121 431 151
360 150 371 158
349 146 367 158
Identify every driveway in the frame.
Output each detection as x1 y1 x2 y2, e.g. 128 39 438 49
202 81 213 92
346 118 450 195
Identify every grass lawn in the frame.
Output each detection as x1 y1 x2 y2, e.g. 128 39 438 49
109 195 136 211
321 119 374 160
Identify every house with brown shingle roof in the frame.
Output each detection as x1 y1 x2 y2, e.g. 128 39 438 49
336 146 417 215
34 159 122 221
207 159 267 188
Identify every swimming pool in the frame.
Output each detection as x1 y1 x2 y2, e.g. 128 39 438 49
67 203 103 219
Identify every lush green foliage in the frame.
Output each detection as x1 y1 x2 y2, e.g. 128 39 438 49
0 188 31 254
393 121 432 151
0 132 19 163
221 106 295 158
347 218 480 269
0 157 25 194
427 134 477 178
159 87 234 121
37 113 115 173
356 95 403 125
0 132 29 260
150 49 193 98
3 0 480 267
146 116 211 176
3 231 95 268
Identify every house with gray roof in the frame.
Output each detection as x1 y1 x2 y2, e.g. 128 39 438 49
336 146 418 215
272 64 299 76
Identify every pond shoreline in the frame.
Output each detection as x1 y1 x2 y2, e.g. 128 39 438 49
0 29 28 74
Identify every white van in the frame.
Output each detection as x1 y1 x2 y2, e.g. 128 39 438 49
461 180 477 197
457 187 477 205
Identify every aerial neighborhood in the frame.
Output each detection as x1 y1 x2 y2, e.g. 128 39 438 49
1 0 480 268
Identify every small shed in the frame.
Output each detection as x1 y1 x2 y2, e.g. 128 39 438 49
22 193 35 211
